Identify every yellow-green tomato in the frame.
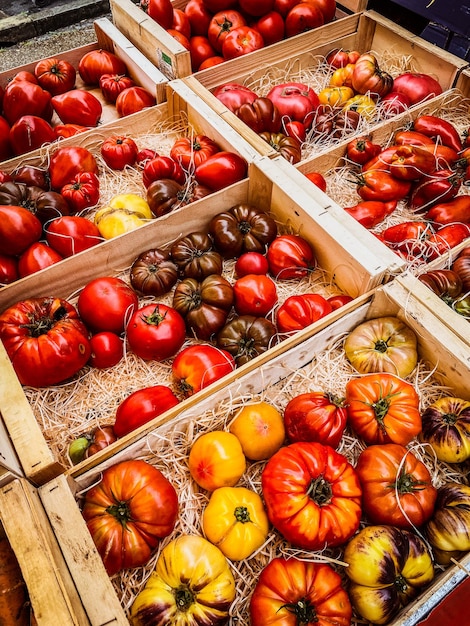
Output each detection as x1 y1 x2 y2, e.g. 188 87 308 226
130 535 235 626
202 486 269 560
343 525 434 625
188 431 246 491
94 193 152 239
420 397 470 463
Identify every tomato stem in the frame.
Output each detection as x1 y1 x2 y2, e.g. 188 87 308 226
234 506 251 523
174 587 195 611
106 501 131 527
306 475 332 505
280 598 318 623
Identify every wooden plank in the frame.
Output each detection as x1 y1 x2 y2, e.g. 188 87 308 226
0 479 89 625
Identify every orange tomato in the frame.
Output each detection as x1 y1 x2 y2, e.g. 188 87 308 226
188 431 246 491
229 401 285 460
318 86 354 107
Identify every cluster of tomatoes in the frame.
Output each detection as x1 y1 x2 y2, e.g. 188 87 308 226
0 49 156 160
341 113 470 262
142 0 337 71
418 246 470 319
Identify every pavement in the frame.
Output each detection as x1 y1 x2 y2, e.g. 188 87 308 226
0 0 111 46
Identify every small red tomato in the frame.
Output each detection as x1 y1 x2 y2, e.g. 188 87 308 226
101 135 139 170
89 332 124 369
0 253 19 284
235 252 269 276
327 294 354 310
233 273 278 316
99 73 135 104
77 276 138 335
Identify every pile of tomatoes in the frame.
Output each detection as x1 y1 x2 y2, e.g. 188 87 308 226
0 50 156 160
338 113 470 262
141 0 337 70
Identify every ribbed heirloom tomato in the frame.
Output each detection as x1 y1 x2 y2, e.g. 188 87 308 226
34 57 76 95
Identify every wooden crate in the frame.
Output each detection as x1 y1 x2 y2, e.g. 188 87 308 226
184 10 467 158
0 478 89 625
0 17 168 164
110 0 353 80
38 280 470 625
0 153 401 486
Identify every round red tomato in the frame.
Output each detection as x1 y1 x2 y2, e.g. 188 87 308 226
168 29 191 49
77 277 138 334
208 10 247 53
252 11 285 45
233 273 278 316
172 344 236 397
0 253 18 285
101 135 139 170
305 171 327 192
113 385 180 437
189 36 217 71
2 80 52 125
142 155 186 188
99 73 135 104
170 134 220 169
194 151 247 191
212 82 258 112
34 57 76 96
392 72 443 106
199 56 225 69
172 8 192 39
235 252 269 276
185 0 212 35
303 0 336 21
45 216 102 257
284 391 347 448
126 303 186 361
0 205 42 256
147 0 174 28
285 3 324 37
88 332 124 370
267 82 319 124
0 297 91 388
18 241 63 277
222 26 265 60
78 49 127 85
115 86 156 117
274 0 300 17
267 233 316 279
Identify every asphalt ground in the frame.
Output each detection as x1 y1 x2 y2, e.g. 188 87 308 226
0 0 111 71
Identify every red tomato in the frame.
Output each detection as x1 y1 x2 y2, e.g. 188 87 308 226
167 29 191 49
303 0 336 21
283 391 347 448
61 172 100 213
2 80 52 125
18 242 63 277
172 344 236 396
392 72 443 106
328 294 353 310
235 251 269 276
252 11 285 45
172 8 192 39
199 56 225 69
305 171 327 192
233 273 278 315
142 155 186 188
113 385 180 437
380 91 412 116
0 205 43 256
8 71 38 85
212 82 258 112
34 57 76 95
326 47 360 68
126 303 186 361
344 200 398 229
267 82 319 124
115 86 156 117
346 136 382 166
0 116 12 161
147 0 174 28
194 151 248 191
189 36 217 71
413 114 462 152
99 73 135 104
170 134 220 169
267 233 316 280
46 215 103 257
185 0 212 36
276 293 332 333
101 135 139 170
51 89 102 127
78 49 127 85
274 0 300 17
222 26 265 60
9 115 56 156
239 0 275 15
425 224 470 261
208 10 247 53
0 254 18 285
282 119 306 143
0 297 91 388
357 169 411 203
285 3 324 37
88 332 124 370
49 145 98 190
78 276 138 335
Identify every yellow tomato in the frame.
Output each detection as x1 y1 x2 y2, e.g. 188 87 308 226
130 535 235 625
343 94 376 120
188 431 246 491
94 193 152 239
202 487 269 560
108 193 153 217
329 63 355 88
229 401 285 460
318 86 354 107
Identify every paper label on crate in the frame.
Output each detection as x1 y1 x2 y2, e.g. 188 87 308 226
156 49 176 80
